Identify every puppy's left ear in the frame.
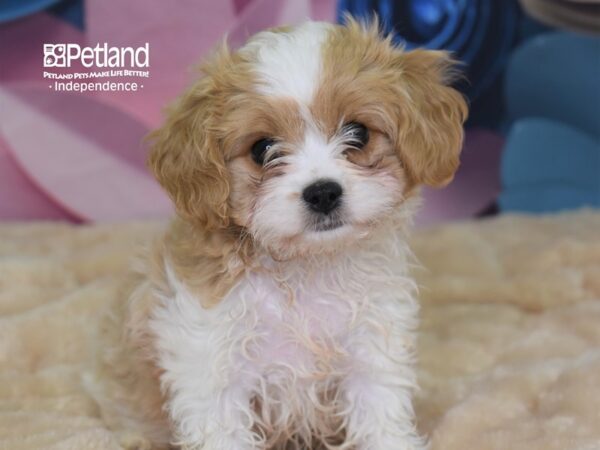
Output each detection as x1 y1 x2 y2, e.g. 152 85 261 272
395 50 468 187
147 49 231 230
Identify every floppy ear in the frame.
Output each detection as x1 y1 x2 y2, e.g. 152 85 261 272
148 66 229 229
395 49 468 187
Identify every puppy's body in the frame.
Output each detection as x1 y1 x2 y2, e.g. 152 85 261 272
105 19 467 450
146 212 419 449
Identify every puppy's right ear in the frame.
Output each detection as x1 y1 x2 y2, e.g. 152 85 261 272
148 52 230 229
393 49 468 188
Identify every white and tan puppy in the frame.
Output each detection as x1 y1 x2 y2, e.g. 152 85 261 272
106 18 466 450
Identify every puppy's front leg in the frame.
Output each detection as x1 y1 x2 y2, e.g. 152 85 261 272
341 324 426 450
170 381 257 450
151 298 259 449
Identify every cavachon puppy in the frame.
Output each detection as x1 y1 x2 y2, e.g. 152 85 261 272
97 18 467 450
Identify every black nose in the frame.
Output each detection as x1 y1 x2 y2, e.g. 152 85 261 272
302 180 343 215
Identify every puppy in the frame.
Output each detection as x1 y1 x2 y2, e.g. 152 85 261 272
115 18 466 450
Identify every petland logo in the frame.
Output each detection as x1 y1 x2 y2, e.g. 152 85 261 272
43 43 150 92
43 43 149 68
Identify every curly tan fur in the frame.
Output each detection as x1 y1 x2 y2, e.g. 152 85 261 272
317 19 467 188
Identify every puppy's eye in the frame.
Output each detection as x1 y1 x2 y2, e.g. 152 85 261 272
251 138 277 165
343 122 369 149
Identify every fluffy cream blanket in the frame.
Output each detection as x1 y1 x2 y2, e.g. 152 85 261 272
1 211 599 450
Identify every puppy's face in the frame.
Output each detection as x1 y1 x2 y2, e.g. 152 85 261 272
150 20 467 257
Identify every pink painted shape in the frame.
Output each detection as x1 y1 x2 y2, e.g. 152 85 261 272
0 135 76 221
233 0 254 13
227 0 335 49
228 0 289 47
415 129 504 227
7 85 150 171
311 0 337 21
85 0 236 127
0 87 172 222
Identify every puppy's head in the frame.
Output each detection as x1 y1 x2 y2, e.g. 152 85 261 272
149 19 467 257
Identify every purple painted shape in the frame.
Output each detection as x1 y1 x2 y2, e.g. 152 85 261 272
0 135 77 221
416 129 504 227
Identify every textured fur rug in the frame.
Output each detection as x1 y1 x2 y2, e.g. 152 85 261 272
1 211 599 450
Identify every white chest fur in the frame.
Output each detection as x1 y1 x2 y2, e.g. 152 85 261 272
148 230 422 449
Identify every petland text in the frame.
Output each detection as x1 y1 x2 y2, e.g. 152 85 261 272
43 43 149 68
